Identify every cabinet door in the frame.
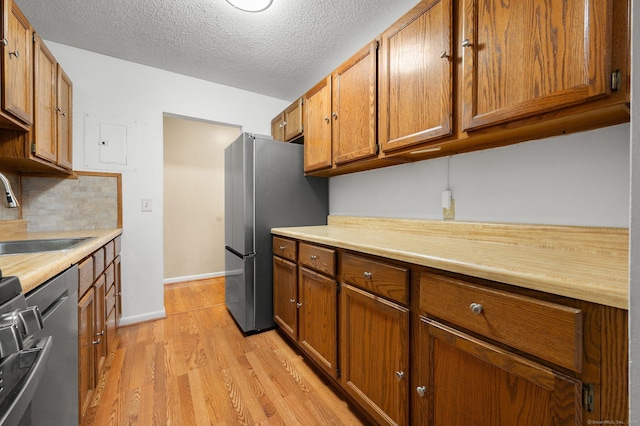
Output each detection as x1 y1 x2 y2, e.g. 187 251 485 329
273 256 298 340
416 316 582 425
379 0 453 153
332 41 378 165
284 97 303 141
461 0 613 131
340 284 409 426
94 274 106 378
1 0 32 125
56 65 73 169
298 266 337 378
271 112 285 141
32 34 57 163
303 76 332 172
78 287 95 417
114 255 122 327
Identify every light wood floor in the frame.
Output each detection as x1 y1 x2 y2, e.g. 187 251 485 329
83 277 366 425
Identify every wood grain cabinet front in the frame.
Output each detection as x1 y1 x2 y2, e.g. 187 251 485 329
0 0 32 128
415 316 582 426
270 97 304 142
378 0 453 154
77 237 122 423
340 284 409 426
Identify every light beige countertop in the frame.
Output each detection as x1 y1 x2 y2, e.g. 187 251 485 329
272 216 629 310
0 227 122 293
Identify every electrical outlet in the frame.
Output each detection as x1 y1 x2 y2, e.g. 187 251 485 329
443 199 455 220
141 198 153 212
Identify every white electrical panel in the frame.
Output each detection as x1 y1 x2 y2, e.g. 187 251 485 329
84 113 140 171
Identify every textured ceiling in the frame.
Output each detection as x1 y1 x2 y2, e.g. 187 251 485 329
15 0 419 101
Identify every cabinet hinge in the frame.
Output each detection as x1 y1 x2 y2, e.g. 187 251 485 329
582 383 594 413
31 143 36 154
611 69 621 92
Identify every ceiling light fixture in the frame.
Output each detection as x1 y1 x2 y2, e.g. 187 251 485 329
225 0 273 12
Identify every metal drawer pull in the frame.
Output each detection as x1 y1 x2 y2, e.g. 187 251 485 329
296 302 302 308
462 39 472 48
363 271 372 279
416 386 426 397
310 255 317 260
289 298 296 303
470 303 483 315
92 338 101 345
395 371 404 381
439 50 449 59
279 245 286 250
8 50 19 58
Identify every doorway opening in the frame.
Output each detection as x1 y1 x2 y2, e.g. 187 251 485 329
163 113 241 283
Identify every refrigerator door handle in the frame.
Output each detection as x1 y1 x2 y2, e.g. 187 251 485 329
225 246 255 259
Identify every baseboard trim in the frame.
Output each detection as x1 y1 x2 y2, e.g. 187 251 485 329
119 309 166 326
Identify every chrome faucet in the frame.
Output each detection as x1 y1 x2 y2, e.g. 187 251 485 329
0 173 19 208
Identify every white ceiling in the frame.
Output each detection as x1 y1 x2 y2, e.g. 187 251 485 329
15 0 419 101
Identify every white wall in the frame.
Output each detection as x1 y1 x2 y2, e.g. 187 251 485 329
331 124 630 228
629 0 639 418
46 41 289 325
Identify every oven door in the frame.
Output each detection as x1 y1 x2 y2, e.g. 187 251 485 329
0 336 53 426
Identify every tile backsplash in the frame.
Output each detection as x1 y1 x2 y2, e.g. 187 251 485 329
21 174 119 232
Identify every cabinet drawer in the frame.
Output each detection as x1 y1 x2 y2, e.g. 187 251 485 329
419 272 582 372
92 247 105 279
272 236 297 262
114 235 121 255
341 252 409 305
299 242 335 277
105 240 115 266
105 263 115 289
78 256 94 297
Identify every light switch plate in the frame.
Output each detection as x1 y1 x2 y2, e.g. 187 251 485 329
141 198 153 212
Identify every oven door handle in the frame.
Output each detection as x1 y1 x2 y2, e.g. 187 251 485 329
0 336 53 426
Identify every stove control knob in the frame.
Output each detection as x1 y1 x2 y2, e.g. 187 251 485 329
0 324 23 358
16 307 44 336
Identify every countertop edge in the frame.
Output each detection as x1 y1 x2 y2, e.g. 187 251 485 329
0 228 123 294
272 226 628 310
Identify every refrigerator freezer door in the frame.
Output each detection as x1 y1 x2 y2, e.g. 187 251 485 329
224 134 254 255
224 248 255 332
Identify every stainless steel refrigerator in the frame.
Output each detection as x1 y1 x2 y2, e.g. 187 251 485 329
224 133 328 333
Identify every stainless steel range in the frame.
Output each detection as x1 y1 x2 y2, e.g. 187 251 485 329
0 273 52 426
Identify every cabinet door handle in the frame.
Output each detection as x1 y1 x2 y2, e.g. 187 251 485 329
416 386 426 397
395 371 405 381
8 50 19 58
461 39 472 48
92 338 101 345
296 302 302 308
279 245 286 250
439 50 449 59
363 271 372 279
324 116 330 122
310 255 317 260
469 303 483 315
332 112 338 119
289 298 296 303
2 39 7 46
96 330 104 336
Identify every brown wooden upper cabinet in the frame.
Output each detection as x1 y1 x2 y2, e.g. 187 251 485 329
30 33 72 171
378 0 453 154
331 41 377 166
0 0 33 129
460 0 617 132
270 97 303 142
303 76 332 172
304 41 377 173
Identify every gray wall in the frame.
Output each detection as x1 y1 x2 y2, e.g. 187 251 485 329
331 123 630 228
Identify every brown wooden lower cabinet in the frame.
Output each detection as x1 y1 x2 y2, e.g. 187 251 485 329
271 236 629 425
78 236 122 423
416 317 581 425
340 284 409 426
298 266 337 378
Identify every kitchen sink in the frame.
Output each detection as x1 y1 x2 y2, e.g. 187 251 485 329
0 237 93 255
